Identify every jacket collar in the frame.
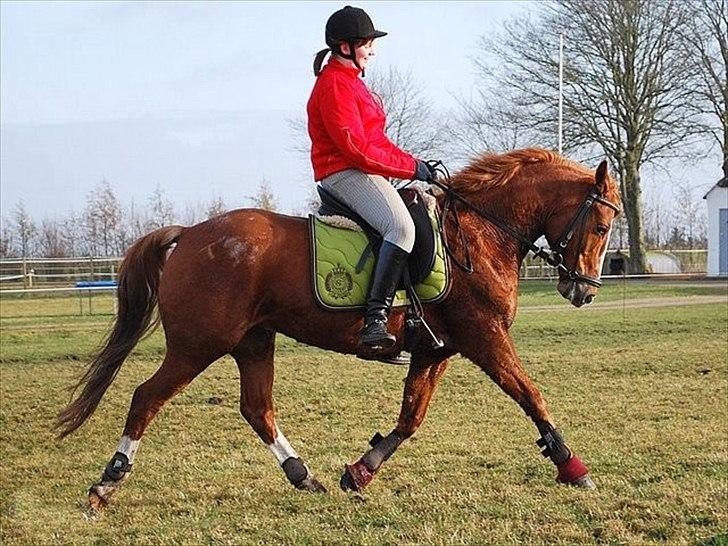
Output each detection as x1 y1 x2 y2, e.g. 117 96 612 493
325 57 361 77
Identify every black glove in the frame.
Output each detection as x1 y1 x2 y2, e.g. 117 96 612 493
413 160 437 182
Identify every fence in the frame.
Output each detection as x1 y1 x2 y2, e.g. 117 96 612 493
0 250 709 318
0 256 120 290
1 257 121 317
1 250 709 289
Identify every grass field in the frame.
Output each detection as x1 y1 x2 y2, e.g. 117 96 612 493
1 280 727 545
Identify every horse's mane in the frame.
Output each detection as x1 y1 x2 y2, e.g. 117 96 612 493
450 148 593 194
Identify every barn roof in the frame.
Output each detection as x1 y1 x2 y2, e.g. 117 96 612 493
703 176 728 199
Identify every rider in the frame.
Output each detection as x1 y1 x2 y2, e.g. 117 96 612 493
307 5 436 350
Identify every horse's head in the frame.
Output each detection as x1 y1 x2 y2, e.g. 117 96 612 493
544 160 621 307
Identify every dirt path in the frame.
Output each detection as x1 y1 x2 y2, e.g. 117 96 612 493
519 295 728 313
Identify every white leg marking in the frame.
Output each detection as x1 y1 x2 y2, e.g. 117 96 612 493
116 435 140 463
267 428 299 464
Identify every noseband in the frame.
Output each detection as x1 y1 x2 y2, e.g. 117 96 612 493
427 161 621 289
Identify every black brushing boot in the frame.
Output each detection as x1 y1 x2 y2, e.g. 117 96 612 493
361 241 409 349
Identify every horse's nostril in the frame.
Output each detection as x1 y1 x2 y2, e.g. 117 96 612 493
584 295 594 304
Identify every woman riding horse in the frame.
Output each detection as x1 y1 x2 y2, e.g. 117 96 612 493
308 6 437 351
56 146 621 510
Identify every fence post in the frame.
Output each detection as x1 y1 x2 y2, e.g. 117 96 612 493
28 269 34 288
89 256 95 282
22 258 28 289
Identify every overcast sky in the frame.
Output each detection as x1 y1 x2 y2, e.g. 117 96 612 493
0 0 721 221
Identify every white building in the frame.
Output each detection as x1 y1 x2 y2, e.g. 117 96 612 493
704 177 728 277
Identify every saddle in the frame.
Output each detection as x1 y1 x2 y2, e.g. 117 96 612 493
309 185 449 360
316 186 436 286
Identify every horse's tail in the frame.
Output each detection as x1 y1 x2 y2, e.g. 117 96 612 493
55 225 185 439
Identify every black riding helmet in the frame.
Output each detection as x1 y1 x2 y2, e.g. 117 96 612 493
313 6 387 76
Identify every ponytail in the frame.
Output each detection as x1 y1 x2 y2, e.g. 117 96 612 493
313 48 331 76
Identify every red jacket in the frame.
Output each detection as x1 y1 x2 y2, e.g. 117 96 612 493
307 59 417 181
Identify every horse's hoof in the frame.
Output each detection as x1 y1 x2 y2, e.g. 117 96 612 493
556 455 595 489
87 487 109 513
570 473 596 490
297 476 328 493
340 461 374 492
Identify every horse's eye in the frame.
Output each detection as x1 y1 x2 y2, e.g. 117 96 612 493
595 224 608 236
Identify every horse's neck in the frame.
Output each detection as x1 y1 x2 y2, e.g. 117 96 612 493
459 177 550 252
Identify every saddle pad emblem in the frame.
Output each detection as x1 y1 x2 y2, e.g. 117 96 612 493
324 264 354 299
309 213 450 310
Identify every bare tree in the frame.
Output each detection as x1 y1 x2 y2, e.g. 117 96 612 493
38 218 68 258
0 219 15 258
683 0 728 179
61 212 84 257
446 93 539 161
124 199 149 245
13 200 36 258
180 202 205 225
146 185 176 230
673 180 707 249
644 200 667 249
367 66 445 158
469 0 704 273
206 195 228 219
84 180 122 257
247 179 278 211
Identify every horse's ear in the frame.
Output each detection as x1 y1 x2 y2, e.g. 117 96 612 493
595 160 608 194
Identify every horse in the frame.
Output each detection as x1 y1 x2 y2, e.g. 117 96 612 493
56 148 621 511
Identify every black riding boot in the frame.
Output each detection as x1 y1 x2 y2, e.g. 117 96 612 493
361 241 410 349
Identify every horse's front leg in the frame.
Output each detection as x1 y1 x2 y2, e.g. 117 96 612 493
341 354 450 492
469 328 596 489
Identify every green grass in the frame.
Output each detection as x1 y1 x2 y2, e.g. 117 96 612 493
0 287 726 544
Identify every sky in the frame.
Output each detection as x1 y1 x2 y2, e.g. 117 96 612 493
0 0 721 221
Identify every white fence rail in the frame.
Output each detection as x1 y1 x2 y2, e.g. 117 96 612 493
0 256 120 289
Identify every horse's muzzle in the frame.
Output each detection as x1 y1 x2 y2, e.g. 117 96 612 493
557 280 597 308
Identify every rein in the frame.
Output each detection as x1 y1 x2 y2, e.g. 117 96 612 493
426 161 621 289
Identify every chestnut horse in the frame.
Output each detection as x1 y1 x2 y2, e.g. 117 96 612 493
57 148 621 510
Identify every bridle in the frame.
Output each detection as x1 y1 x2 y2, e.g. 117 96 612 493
426 161 622 289
547 189 621 287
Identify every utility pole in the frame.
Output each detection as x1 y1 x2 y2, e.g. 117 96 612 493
558 33 564 155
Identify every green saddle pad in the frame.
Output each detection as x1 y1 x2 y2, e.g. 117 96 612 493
309 212 449 310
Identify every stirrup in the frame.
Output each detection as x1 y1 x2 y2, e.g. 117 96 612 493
359 351 411 366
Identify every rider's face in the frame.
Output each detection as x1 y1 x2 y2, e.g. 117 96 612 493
340 39 375 70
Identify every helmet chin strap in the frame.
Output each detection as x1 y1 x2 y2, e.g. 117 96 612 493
334 40 365 76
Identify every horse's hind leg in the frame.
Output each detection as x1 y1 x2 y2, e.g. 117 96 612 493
232 327 326 493
469 329 595 489
88 351 214 512
341 354 450 492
